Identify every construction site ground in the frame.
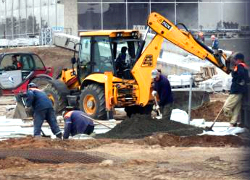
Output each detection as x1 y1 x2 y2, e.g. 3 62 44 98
0 47 250 179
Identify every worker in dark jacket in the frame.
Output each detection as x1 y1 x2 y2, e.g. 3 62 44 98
211 35 219 52
223 53 250 127
26 83 62 138
63 110 94 139
151 69 174 120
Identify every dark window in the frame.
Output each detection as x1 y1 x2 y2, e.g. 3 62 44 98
32 55 45 70
151 3 175 23
151 0 174 2
78 3 101 30
78 0 101 2
176 0 198 2
128 3 149 29
176 3 198 30
127 0 149 2
103 3 126 29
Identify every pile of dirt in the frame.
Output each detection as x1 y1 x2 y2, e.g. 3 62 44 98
191 101 228 121
137 133 250 147
0 136 115 150
97 114 204 139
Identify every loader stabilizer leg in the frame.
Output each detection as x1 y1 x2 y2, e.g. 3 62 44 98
104 72 114 120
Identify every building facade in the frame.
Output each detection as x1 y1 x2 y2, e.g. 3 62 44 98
0 0 249 39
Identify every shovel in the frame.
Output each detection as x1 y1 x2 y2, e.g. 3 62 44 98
81 114 112 129
153 96 162 119
204 107 223 131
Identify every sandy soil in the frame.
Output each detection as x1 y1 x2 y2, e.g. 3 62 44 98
0 137 249 180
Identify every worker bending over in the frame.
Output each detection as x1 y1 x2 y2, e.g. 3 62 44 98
223 53 250 127
151 69 174 120
63 110 95 139
26 83 62 138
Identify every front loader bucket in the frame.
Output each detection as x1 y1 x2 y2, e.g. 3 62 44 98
0 96 28 119
13 102 29 119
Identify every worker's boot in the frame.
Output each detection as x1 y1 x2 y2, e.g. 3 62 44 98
56 132 62 139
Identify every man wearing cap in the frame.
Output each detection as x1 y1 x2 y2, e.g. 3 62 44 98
151 69 174 120
62 110 94 139
25 83 62 138
211 35 219 52
222 53 250 127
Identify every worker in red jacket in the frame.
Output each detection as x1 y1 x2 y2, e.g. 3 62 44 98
223 53 250 127
63 110 94 139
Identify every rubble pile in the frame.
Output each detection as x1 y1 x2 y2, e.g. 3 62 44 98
98 114 204 139
191 101 228 121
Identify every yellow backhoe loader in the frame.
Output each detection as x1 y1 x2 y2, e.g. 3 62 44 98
44 12 231 119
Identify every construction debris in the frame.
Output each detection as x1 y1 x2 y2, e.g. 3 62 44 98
98 114 204 139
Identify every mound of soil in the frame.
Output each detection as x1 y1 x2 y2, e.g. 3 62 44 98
0 136 115 150
191 101 228 121
98 114 204 139
138 133 250 147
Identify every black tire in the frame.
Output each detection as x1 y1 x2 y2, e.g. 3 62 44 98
30 77 51 90
79 84 108 120
125 104 153 118
43 80 70 114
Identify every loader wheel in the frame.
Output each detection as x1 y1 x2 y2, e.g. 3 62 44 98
79 84 107 120
30 77 51 90
44 81 69 114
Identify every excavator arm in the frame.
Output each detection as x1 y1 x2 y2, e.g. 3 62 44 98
131 12 231 106
147 12 230 74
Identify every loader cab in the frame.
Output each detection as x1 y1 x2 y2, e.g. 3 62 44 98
78 30 141 81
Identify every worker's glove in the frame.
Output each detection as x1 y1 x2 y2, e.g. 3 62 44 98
152 91 157 97
155 105 160 110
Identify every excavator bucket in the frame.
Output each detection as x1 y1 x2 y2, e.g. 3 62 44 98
0 95 28 119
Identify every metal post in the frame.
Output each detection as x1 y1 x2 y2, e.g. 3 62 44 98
188 74 193 125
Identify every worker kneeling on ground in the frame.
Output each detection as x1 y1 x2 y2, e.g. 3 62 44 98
151 69 174 120
62 110 95 139
26 83 62 139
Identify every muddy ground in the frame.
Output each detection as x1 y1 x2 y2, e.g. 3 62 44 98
0 136 249 179
1 46 249 179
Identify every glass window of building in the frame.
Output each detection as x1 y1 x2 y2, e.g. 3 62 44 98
176 3 198 30
199 3 221 30
78 3 101 30
247 2 250 26
13 0 19 38
151 0 175 2
127 0 149 2
34 1 41 34
223 3 246 29
41 0 49 28
151 3 175 24
78 0 101 2
20 0 26 37
0 1 5 38
176 0 198 2
6 1 13 39
27 0 34 34
49 0 56 29
128 3 149 30
103 3 126 29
